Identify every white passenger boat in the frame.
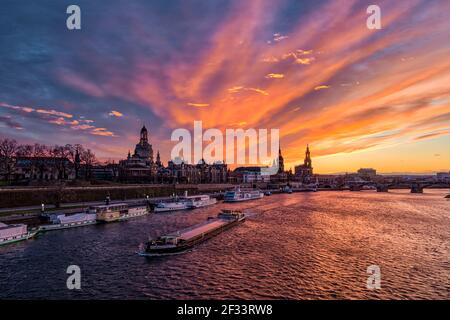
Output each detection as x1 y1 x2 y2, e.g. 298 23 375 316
154 200 188 213
119 204 149 220
185 195 217 209
39 212 97 231
223 187 264 202
0 223 38 246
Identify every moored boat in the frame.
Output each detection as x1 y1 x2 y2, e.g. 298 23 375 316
90 202 149 222
153 199 188 213
223 187 263 202
119 204 149 220
185 194 217 209
138 209 245 256
39 212 97 231
90 203 128 223
0 223 38 246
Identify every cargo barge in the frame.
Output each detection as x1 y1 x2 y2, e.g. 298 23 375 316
138 209 245 256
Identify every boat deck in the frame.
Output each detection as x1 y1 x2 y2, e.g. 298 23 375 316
171 219 228 241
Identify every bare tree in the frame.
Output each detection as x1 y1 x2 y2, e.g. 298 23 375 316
66 144 84 179
81 149 97 180
33 144 49 180
0 139 18 183
16 144 33 157
48 145 65 180
0 139 95 184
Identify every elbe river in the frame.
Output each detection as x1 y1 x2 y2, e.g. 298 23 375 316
1 190 449 299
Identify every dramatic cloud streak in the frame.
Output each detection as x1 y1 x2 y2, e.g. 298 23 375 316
0 0 449 172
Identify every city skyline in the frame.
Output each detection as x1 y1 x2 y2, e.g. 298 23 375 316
1 0 450 174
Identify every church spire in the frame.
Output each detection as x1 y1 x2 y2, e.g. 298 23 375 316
140 124 148 145
278 144 284 173
304 144 312 168
156 150 162 166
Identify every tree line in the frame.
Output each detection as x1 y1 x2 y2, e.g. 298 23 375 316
0 138 98 183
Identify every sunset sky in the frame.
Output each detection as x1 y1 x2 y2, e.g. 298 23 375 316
0 0 449 174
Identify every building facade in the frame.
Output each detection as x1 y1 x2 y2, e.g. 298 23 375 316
119 126 228 184
357 168 377 180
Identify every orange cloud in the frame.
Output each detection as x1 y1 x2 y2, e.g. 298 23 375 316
187 103 210 107
295 58 314 65
36 109 73 118
54 0 450 172
109 110 124 117
91 128 116 137
265 73 285 79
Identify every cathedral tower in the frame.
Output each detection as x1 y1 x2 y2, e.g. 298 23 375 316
304 144 312 168
278 146 285 173
140 125 148 145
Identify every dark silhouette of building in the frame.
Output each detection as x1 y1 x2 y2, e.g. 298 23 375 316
357 168 377 180
278 146 284 173
166 158 228 184
119 125 157 182
269 146 288 183
119 126 227 184
134 125 154 161
294 145 313 182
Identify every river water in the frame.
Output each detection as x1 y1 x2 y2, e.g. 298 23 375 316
1 190 449 299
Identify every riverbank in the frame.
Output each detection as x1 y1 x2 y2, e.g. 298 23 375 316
0 183 234 210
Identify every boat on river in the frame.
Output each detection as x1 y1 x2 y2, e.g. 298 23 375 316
90 203 149 222
223 187 263 202
39 212 97 231
0 223 38 246
153 199 188 213
138 209 245 256
185 194 217 209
